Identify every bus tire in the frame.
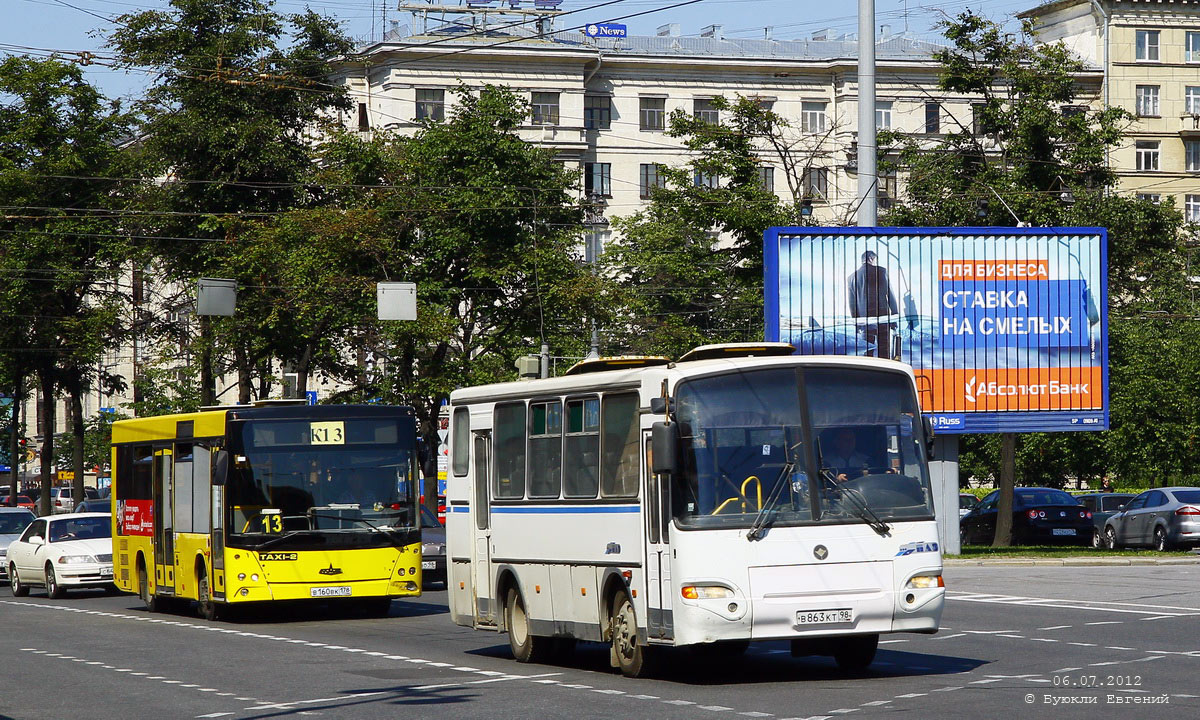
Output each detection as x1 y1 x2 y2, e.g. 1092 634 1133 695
197 565 220 622
10 563 29 597
833 634 878 672
505 587 551 663
138 560 163 613
610 590 656 678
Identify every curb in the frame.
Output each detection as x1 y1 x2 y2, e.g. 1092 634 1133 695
945 556 1200 567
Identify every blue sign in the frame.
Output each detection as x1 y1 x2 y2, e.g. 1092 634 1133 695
585 23 627 38
99 407 116 415
306 391 318 406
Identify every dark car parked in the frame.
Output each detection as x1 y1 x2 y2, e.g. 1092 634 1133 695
1102 487 1200 551
420 505 446 587
75 497 114 514
961 487 1092 545
1076 493 1135 548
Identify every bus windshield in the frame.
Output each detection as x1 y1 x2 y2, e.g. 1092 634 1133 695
225 418 419 549
672 366 934 530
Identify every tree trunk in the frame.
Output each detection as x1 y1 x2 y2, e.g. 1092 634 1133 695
992 432 1017 548
200 314 215 406
236 342 252 405
68 378 85 505
37 370 56 517
257 358 271 400
7 373 20 506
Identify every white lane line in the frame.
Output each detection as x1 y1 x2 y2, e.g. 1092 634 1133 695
861 700 891 706
739 712 774 718
697 705 733 711
878 640 907 644
1040 625 1072 630
630 695 660 700
1141 615 1177 621
895 693 927 699
1052 667 1082 673
947 591 1200 614
931 687 963 693
962 630 1017 635
1105 646 1135 650
1031 638 1059 643
1069 642 1097 647
1086 621 1122 626
935 633 967 640
998 634 1025 639
969 679 1001 684
196 714 233 718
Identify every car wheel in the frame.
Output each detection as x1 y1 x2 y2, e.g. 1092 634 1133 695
505 587 551 664
46 563 65 599
1154 527 1172 552
610 590 657 678
10 563 29 597
1106 526 1121 550
834 634 879 672
1092 528 1106 549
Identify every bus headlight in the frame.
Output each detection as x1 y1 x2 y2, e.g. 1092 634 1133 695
682 585 734 600
906 574 944 589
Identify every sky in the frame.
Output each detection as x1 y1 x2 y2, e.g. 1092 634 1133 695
4 0 1035 103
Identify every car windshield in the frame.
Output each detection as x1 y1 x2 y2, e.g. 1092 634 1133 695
1015 489 1080 507
671 366 934 530
49 516 111 542
1172 490 1200 503
1102 495 1132 511
226 417 419 549
960 495 978 509
0 511 34 533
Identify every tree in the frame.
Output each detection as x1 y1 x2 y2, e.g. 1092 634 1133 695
108 0 355 405
0 55 134 511
882 12 1193 544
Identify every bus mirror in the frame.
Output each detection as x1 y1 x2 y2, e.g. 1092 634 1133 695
650 397 668 415
651 422 677 475
212 450 230 486
922 417 935 460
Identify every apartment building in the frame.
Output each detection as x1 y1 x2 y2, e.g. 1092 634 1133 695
1023 0 1200 215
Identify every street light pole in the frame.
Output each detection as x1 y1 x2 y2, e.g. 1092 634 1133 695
857 0 878 227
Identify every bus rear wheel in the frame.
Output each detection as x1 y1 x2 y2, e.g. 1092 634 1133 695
138 562 163 613
610 591 657 678
833 634 878 672
505 588 551 663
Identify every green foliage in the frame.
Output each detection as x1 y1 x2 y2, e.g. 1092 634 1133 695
55 411 126 471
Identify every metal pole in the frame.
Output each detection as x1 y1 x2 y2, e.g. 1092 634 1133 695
857 0 877 227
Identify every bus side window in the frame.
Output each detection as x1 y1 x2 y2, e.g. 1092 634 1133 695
564 397 600 498
528 401 562 498
452 407 470 476
600 393 639 498
493 403 526 499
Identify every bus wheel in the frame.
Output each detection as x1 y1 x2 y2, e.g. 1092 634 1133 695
10 563 29 597
610 591 656 678
197 566 220 622
505 588 551 663
138 562 162 613
833 634 878 672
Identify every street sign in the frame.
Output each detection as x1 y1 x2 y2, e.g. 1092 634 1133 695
306 390 318 406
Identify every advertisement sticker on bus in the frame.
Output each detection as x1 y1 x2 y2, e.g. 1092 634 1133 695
119 499 154 536
764 227 1108 433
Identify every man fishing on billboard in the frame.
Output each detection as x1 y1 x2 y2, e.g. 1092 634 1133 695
847 249 900 360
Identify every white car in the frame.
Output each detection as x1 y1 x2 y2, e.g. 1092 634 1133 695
49 487 76 514
7 512 114 598
0 507 37 579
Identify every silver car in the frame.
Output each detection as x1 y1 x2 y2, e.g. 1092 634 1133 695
1103 487 1200 551
0 507 37 578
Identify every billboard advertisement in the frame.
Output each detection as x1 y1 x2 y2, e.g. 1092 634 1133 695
764 227 1108 434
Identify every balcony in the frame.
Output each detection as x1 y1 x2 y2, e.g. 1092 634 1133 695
1179 113 1200 136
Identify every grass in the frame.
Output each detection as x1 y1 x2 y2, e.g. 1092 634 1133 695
949 544 1196 559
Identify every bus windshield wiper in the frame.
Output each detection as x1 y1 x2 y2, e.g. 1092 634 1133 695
308 512 398 536
747 461 794 541
254 530 309 550
814 440 891 537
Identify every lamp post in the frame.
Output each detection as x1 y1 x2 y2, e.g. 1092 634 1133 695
584 191 609 361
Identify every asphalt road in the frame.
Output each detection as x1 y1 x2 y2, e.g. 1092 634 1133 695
2 565 1198 720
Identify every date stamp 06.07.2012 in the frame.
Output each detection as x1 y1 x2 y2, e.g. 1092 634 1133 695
1026 675 1170 706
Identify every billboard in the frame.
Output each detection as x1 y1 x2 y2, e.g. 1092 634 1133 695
764 227 1108 434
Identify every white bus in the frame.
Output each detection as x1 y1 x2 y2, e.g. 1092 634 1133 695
445 344 944 677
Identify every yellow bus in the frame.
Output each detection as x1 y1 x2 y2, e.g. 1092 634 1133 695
111 403 424 619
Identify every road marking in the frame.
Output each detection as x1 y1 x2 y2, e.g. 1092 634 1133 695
935 633 966 640
969 679 1001 684
1105 646 1135 650
1052 667 1082 673
861 700 891 706
1085 621 1122 626
697 705 732 711
931 687 963 692
878 639 907 644
895 693 926 698
998 634 1025 639
1068 642 1097 647
1040 625 1072 630
947 592 1200 617
195 714 233 718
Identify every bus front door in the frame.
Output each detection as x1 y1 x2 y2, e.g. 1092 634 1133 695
644 433 673 640
153 449 175 595
470 432 495 626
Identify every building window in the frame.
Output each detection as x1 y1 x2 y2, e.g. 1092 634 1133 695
1135 85 1160 117
1188 141 1200 172
801 167 828 199
1189 32 1200 63
924 101 940 134
415 88 445 122
640 97 666 131
585 162 611 197
1135 140 1160 171
531 92 560 125
971 104 986 135
758 166 774 192
693 170 718 189
877 172 897 209
1136 29 1159 61
639 163 665 198
694 98 719 124
875 101 893 130
751 97 776 112
1138 193 1161 203
801 101 827 133
1061 105 1087 119
356 103 370 132
584 95 611 130
1187 87 1200 116
1187 195 1200 222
